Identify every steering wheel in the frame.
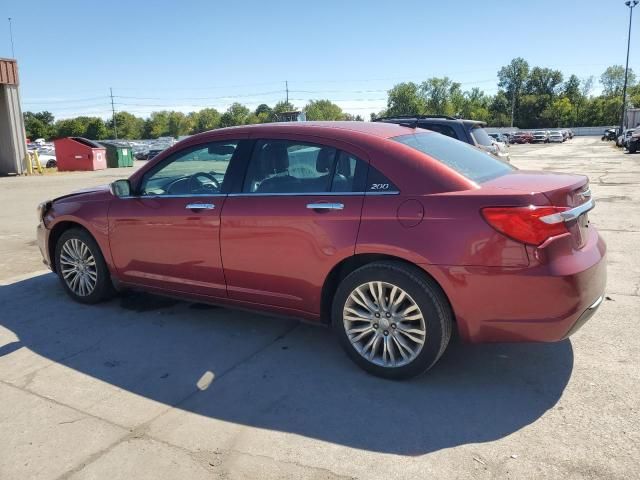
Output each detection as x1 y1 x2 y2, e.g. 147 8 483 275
188 172 220 193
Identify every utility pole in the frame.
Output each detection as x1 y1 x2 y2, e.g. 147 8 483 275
110 87 118 139
285 80 289 104
510 90 515 128
620 0 638 135
8 18 15 58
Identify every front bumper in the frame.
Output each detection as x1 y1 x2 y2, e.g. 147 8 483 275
36 222 52 270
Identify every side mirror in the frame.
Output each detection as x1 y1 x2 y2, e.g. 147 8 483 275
110 179 132 198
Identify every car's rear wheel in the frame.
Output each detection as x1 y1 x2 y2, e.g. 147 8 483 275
55 228 114 304
332 261 452 379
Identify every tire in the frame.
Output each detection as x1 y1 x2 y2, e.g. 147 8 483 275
332 261 452 380
630 143 637 154
54 228 114 304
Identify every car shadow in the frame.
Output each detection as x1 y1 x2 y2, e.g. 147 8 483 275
0 273 574 456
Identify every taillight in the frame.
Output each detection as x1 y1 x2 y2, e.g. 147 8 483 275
481 206 569 246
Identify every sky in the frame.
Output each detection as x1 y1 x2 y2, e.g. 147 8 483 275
2 0 639 120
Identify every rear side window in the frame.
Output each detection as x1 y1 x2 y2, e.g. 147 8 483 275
418 123 458 139
392 132 514 183
242 140 368 194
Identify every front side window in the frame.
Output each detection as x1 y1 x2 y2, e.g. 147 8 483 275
393 132 514 183
141 141 238 196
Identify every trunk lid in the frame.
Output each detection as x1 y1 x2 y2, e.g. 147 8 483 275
483 171 592 248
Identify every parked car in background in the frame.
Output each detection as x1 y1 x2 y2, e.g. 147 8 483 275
602 128 618 141
374 115 510 162
532 130 550 143
147 149 164 160
135 151 149 160
617 128 635 148
489 133 510 144
628 128 639 153
549 131 565 143
512 132 533 144
36 122 605 379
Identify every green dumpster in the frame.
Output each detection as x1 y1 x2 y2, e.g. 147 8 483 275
100 142 135 168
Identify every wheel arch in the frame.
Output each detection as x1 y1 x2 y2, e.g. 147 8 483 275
48 220 95 273
320 253 455 329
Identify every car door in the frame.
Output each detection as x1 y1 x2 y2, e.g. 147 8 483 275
220 136 368 315
108 139 246 298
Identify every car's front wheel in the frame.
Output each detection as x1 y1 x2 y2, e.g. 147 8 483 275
54 228 114 304
332 261 452 379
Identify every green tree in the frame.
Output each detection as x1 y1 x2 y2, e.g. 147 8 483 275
107 112 144 139
53 118 86 138
497 57 530 127
144 111 171 138
84 118 108 140
219 103 251 127
167 111 192 137
303 99 345 120
255 104 272 117
488 91 512 127
600 65 636 97
460 88 490 121
525 67 564 97
24 111 54 140
189 108 221 133
563 75 581 104
420 77 460 115
542 97 575 127
384 82 424 116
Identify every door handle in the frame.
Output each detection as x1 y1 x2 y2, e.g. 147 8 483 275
306 203 344 211
186 203 215 210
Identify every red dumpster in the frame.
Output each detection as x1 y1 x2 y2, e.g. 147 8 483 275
53 137 107 172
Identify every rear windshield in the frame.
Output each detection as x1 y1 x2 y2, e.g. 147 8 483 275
392 132 514 183
469 126 494 147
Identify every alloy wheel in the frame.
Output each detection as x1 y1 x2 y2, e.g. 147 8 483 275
343 281 426 368
59 238 98 297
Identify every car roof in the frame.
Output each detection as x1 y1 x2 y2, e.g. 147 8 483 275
375 116 487 128
189 121 424 143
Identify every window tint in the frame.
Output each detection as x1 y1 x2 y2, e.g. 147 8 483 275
141 141 237 196
419 123 458 139
243 140 337 193
392 132 514 183
331 151 367 192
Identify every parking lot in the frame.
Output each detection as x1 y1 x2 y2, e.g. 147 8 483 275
0 136 638 479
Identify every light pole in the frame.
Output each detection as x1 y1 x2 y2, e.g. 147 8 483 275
8 17 15 58
620 0 638 135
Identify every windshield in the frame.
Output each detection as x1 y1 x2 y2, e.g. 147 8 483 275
392 132 514 183
469 126 494 147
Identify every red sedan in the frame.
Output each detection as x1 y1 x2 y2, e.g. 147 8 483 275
37 122 606 379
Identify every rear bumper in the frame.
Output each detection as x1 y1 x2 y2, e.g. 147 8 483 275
425 230 607 343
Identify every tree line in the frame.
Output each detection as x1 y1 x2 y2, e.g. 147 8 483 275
24 59 639 141
23 100 363 141
377 60 638 128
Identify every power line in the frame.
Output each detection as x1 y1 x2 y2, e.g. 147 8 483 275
22 96 110 105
